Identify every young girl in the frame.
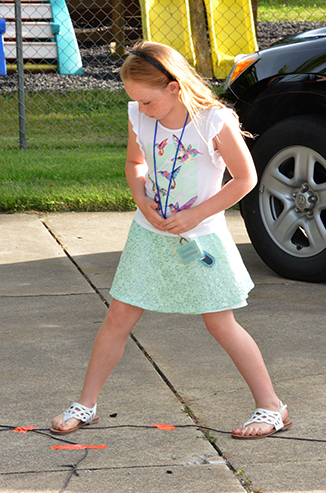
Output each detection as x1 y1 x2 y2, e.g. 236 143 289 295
51 41 291 439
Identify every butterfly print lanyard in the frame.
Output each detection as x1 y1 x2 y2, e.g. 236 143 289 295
152 113 188 219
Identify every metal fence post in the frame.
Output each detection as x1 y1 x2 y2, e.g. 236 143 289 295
14 0 27 150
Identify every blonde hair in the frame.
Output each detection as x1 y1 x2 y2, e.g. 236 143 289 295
120 40 225 122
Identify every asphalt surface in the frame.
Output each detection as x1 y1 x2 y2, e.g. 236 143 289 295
0 210 325 493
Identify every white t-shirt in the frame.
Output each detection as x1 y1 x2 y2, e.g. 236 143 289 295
128 100 234 237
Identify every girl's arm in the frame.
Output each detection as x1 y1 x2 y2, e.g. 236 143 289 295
125 120 165 231
162 114 257 235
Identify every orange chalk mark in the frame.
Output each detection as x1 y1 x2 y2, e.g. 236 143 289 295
150 423 178 431
51 444 107 450
13 426 39 434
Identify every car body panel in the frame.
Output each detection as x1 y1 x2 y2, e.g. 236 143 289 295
223 29 326 145
225 27 326 99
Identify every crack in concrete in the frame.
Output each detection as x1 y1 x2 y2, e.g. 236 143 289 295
0 292 95 299
0 460 222 477
41 219 110 309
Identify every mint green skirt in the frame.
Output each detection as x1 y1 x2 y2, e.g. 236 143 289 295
110 220 254 314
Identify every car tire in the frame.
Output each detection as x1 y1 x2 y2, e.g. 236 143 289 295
241 115 326 282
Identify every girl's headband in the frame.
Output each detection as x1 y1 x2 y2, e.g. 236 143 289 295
130 50 176 82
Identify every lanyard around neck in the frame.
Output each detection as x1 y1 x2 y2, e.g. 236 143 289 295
153 113 188 219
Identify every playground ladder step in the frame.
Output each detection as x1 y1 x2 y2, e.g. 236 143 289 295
5 40 57 60
0 3 52 20
4 21 55 40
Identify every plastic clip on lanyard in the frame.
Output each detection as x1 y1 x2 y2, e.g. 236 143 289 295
153 115 215 268
177 236 215 267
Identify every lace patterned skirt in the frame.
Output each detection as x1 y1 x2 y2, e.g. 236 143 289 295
110 220 254 314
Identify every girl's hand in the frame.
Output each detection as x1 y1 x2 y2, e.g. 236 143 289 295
137 196 166 231
161 208 202 235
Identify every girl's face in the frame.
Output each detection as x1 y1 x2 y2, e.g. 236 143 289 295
124 80 182 123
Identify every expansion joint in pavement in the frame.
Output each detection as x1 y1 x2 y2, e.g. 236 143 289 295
41 219 110 308
128 332 230 464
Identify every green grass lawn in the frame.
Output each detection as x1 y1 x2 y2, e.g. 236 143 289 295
0 89 130 150
0 89 135 212
257 0 326 22
0 147 135 212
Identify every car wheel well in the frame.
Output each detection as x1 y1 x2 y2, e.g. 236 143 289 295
242 93 326 148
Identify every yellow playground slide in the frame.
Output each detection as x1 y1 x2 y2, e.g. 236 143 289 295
138 0 196 67
139 0 258 79
203 0 258 78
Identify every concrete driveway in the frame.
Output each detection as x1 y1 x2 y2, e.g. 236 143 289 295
0 210 325 493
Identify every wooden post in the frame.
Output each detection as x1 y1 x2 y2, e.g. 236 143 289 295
111 0 125 57
188 0 213 78
251 0 258 32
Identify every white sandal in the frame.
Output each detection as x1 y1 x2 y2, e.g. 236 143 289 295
50 402 99 435
232 400 292 439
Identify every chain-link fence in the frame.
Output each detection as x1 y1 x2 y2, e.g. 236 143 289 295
0 0 325 150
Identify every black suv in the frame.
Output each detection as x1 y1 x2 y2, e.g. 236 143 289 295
223 27 326 282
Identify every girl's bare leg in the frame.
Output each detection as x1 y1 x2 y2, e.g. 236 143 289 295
51 299 144 432
202 310 288 437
